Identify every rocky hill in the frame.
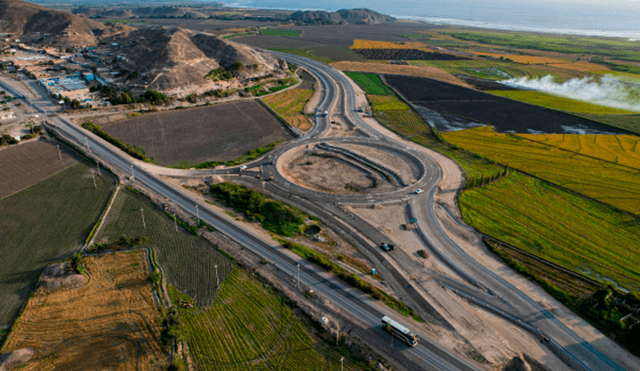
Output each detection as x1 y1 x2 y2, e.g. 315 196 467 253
288 8 395 25
0 0 129 45
108 27 287 93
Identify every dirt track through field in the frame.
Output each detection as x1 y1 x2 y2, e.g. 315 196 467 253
2 251 166 371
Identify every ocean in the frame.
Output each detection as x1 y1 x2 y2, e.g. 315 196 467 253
228 0 640 39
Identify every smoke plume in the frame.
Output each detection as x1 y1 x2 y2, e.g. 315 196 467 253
499 75 640 112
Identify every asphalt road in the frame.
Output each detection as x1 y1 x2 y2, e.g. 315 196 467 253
0 51 628 371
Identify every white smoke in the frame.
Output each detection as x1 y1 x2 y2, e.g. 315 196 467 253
499 75 640 112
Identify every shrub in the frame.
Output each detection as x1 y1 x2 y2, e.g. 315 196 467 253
417 250 429 259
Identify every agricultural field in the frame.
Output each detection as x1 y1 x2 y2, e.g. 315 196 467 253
0 139 79 199
442 126 640 214
178 268 368 371
367 95 427 137
101 101 294 167
459 172 640 290
352 48 468 61
1 251 166 370
384 74 625 134
517 133 640 169
0 163 114 328
469 51 567 65
94 188 233 308
487 90 638 115
351 39 435 51
343 72 394 95
268 48 338 64
259 28 302 37
546 61 610 72
333 61 470 87
261 88 314 131
576 113 640 135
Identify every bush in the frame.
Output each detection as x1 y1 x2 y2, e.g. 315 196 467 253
81 122 152 162
417 250 429 259
71 252 85 274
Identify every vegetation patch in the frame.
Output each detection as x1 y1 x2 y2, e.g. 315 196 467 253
574 113 640 135
343 71 394 95
82 121 152 162
261 88 314 131
259 28 302 37
443 126 640 214
170 140 284 169
176 268 374 370
267 48 336 64
1 251 166 368
460 172 640 290
486 90 638 115
211 183 305 236
333 61 470 87
0 163 114 328
93 188 233 308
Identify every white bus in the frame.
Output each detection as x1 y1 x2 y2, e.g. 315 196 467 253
381 315 418 347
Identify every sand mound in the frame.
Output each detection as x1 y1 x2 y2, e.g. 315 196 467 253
37 261 87 292
0 348 34 371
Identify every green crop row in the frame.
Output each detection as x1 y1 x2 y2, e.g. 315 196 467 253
344 71 395 95
259 29 302 37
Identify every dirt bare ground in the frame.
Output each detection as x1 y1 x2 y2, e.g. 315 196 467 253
2 251 166 371
280 144 402 195
0 139 78 199
0 348 34 371
101 100 295 166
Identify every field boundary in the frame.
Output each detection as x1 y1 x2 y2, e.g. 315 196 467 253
85 184 121 249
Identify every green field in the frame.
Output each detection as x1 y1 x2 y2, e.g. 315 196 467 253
267 48 336 64
95 188 233 307
407 59 586 81
446 31 640 63
0 163 114 327
259 29 302 37
177 268 370 371
576 113 640 135
343 72 395 95
443 126 640 215
460 172 640 290
487 90 639 115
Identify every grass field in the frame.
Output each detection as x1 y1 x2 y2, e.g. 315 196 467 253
442 126 640 214
486 90 639 115
178 268 369 371
343 72 394 95
459 172 640 290
576 113 640 135
1 251 166 369
262 88 314 131
0 163 114 328
470 51 567 65
259 29 302 37
446 30 640 63
95 188 233 307
517 133 640 169
334 61 470 87
268 48 337 64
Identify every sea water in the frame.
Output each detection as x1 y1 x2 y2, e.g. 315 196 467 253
231 0 640 39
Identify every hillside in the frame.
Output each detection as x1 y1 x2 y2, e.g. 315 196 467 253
0 0 129 44
289 8 395 25
108 26 288 93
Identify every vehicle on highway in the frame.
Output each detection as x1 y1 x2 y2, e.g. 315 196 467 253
380 243 395 251
382 315 418 347
414 189 424 194
239 165 247 171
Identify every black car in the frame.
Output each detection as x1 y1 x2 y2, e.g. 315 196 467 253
380 243 395 251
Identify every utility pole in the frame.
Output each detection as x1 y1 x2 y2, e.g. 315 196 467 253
140 207 146 229
195 204 200 223
297 263 300 288
340 356 344 371
96 161 101 176
336 320 340 346
56 144 62 160
174 214 178 232
215 264 219 289
130 164 134 180
91 170 97 188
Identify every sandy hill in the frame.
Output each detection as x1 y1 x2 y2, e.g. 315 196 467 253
111 26 287 92
289 8 395 25
0 0 130 44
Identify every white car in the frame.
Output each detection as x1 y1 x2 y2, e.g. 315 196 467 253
414 189 424 194
239 165 247 171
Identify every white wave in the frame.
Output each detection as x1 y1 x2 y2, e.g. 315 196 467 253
499 75 640 112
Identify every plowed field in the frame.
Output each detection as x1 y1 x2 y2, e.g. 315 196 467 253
102 101 294 166
333 61 470 88
0 140 78 199
353 48 468 61
2 251 166 371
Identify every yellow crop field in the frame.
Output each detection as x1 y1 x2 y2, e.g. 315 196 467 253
2 251 165 370
517 133 640 169
547 60 610 72
351 39 435 52
331 61 472 88
367 94 411 111
262 88 314 131
470 51 568 64
442 126 640 214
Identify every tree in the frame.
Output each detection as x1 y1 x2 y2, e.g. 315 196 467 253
71 99 81 109
120 92 132 104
